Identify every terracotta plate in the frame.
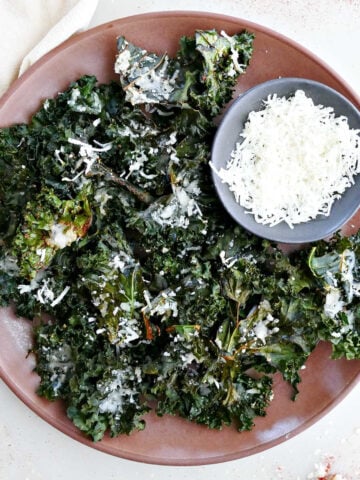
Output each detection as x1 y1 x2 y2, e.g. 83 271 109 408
0 11 359 466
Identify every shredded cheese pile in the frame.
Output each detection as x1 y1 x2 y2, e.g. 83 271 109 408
213 90 360 228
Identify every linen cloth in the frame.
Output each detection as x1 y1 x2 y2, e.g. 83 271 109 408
0 0 99 98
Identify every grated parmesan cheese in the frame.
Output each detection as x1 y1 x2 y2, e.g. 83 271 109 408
98 368 139 414
34 279 70 307
47 223 78 249
212 90 360 228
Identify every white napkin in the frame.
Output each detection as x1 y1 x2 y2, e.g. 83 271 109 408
0 0 99 98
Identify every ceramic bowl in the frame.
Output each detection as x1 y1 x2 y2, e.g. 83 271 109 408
211 77 360 244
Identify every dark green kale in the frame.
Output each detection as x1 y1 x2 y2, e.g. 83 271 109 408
115 29 254 130
0 125 37 243
11 184 92 279
308 236 360 358
0 29 359 443
35 314 149 441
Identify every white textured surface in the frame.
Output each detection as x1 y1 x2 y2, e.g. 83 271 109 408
0 0 98 97
1 1 360 478
0 382 359 479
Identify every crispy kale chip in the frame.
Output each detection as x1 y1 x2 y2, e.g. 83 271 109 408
308 236 360 358
115 29 254 129
35 314 149 441
0 125 37 242
11 184 92 279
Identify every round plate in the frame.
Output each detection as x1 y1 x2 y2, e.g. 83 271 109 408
0 11 359 466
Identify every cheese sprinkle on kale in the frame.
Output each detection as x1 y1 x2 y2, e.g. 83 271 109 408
0 30 359 442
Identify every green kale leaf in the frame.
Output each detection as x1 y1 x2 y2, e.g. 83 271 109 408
1 29 359 444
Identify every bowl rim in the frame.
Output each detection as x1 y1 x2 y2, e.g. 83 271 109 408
211 76 360 244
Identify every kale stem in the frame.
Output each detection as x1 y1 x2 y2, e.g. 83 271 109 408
87 162 154 205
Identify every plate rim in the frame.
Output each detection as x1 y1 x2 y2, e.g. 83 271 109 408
1 11 359 110
0 10 359 466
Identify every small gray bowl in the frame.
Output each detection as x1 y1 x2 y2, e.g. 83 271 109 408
211 77 360 244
